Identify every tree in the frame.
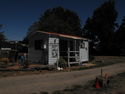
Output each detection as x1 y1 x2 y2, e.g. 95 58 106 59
29 7 81 36
82 0 117 55
115 17 125 55
0 24 6 41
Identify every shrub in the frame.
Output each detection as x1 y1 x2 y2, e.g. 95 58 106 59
58 57 68 68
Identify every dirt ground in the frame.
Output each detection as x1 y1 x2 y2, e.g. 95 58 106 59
60 72 125 94
0 62 125 94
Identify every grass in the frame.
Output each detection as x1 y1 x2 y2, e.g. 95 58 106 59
52 90 64 94
0 56 125 79
71 61 117 71
59 72 125 94
29 72 125 94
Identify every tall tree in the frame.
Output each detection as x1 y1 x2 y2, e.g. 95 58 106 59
82 0 117 55
29 7 81 36
0 24 6 41
115 17 125 55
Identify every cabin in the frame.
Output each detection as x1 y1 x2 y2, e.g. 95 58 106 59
27 31 89 67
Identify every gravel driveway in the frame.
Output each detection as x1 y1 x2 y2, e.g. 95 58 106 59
0 63 125 94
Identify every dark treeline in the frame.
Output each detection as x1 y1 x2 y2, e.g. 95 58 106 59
1 0 125 56
28 0 125 56
82 0 125 55
0 24 6 42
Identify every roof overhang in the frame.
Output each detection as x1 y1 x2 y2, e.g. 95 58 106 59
28 31 88 40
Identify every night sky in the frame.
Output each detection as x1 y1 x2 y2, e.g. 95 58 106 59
0 0 125 41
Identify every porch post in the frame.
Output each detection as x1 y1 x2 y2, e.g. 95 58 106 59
75 40 76 52
67 40 70 67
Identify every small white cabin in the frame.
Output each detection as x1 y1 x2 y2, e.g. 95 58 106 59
28 31 89 67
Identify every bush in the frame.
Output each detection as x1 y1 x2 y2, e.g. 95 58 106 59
58 57 68 68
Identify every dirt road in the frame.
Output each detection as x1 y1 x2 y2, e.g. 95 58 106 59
0 63 125 94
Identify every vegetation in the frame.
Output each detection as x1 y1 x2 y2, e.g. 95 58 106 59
52 72 125 94
58 57 68 68
82 0 118 55
115 17 125 55
29 7 82 36
28 0 125 56
31 72 125 94
0 24 6 42
71 60 121 71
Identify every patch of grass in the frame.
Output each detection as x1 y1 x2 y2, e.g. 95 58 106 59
63 85 83 92
55 72 125 94
85 72 125 94
31 93 37 94
116 72 125 77
72 60 119 71
72 85 83 89
52 90 64 94
40 91 49 94
34 72 125 94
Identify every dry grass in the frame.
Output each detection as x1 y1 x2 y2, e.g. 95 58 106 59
31 72 125 94
0 56 125 79
0 58 9 62
60 72 125 94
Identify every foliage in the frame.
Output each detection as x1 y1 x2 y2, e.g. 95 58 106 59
58 57 68 68
29 7 82 36
82 0 117 55
0 32 6 42
115 17 125 55
0 24 6 41
22 36 28 45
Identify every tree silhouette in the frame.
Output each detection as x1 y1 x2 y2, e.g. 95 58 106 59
0 25 6 41
29 7 81 36
115 17 125 55
82 0 117 55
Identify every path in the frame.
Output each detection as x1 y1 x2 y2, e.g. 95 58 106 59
0 63 125 94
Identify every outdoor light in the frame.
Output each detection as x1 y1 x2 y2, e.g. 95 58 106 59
44 44 47 49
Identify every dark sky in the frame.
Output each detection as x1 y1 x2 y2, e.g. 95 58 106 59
0 0 125 41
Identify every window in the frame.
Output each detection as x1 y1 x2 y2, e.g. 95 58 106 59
80 43 85 48
34 40 43 50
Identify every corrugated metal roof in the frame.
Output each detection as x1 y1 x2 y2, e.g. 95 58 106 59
36 31 87 40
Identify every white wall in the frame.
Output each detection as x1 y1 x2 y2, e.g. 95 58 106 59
48 38 59 65
79 40 89 62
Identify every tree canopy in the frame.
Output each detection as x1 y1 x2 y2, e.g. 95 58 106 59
29 7 81 36
0 24 6 41
82 0 117 55
115 17 125 55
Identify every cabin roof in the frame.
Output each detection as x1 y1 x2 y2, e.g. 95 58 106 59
28 31 88 40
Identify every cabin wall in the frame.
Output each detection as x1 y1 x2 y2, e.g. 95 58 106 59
28 33 48 64
48 37 59 65
79 40 89 62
